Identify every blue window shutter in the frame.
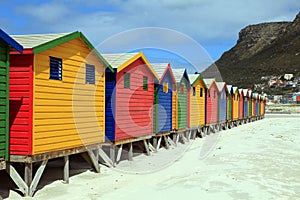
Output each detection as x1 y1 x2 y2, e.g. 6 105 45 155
49 56 62 80
86 64 95 84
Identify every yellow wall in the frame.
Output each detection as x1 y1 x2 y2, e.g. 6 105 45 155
233 91 239 120
189 79 206 127
33 38 106 154
172 89 178 130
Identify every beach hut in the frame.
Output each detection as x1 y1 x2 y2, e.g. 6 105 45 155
226 85 233 126
152 63 176 135
216 82 228 130
238 89 244 123
203 78 219 133
9 31 109 195
260 95 266 118
248 89 253 119
188 73 206 135
257 94 261 118
232 87 239 122
150 63 177 149
242 89 250 121
251 93 258 118
103 52 158 160
0 29 23 170
172 69 190 132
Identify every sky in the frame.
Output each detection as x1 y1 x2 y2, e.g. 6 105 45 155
1 0 299 73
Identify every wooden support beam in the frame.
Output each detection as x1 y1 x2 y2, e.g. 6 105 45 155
6 164 28 196
98 148 114 167
87 149 100 173
153 137 158 149
24 163 32 187
167 136 176 146
163 136 169 149
187 130 191 141
109 146 116 165
116 144 123 163
29 159 48 197
143 140 150 156
0 160 5 170
148 142 156 153
128 143 133 161
175 133 180 145
63 156 69 184
156 137 162 151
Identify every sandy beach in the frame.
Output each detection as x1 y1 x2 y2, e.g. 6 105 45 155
1 113 300 200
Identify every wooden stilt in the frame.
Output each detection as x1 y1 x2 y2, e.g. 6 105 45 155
156 136 162 151
63 156 69 184
143 140 150 156
24 163 32 186
167 136 176 146
98 148 114 167
163 135 169 149
116 144 123 163
128 143 133 161
87 149 100 173
5 164 28 196
187 130 191 141
175 133 180 145
109 145 116 165
28 159 48 197
148 142 156 153
153 137 158 149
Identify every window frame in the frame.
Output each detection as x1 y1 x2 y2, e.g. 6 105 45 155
143 76 148 91
49 56 62 81
124 72 130 89
85 64 95 84
163 82 168 93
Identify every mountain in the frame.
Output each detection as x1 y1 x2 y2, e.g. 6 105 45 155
202 12 300 88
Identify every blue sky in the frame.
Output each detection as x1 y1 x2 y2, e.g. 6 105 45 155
1 0 299 72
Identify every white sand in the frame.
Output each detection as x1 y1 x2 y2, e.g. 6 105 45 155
4 114 300 200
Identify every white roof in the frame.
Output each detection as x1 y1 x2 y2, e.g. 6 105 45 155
188 74 200 85
172 68 186 83
12 32 70 48
216 82 226 92
203 78 215 88
151 63 169 80
102 53 139 68
232 86 238 94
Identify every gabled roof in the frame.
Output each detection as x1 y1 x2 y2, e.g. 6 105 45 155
0 29 23 53
203 78 216 89
232 86 239 95
12 31 113 71
102 52 159 79
172 68 190 86
238 89 244 96
216 82 227 93
242 89 249 97
188 73 207 88
151 63 176 85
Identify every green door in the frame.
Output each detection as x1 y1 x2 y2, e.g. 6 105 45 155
0 40 9 160
177 80 188 129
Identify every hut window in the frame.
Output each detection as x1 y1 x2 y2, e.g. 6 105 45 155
208 89 210 97
214 90 216 98
124 72 130 89
143 76 148 91
163 82 168 93
180 85 184 94
192 87 196 96
49 56 62 80
86 64 95 84
200 88 203 97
